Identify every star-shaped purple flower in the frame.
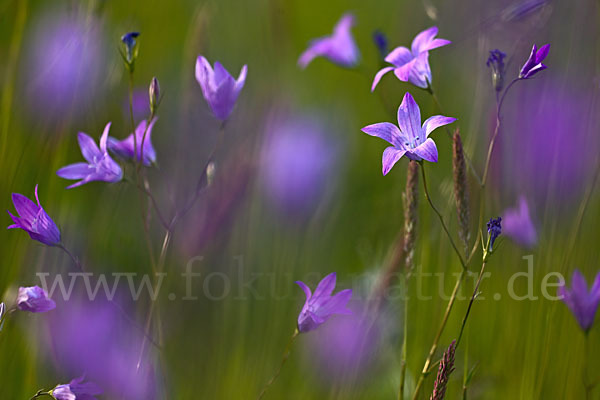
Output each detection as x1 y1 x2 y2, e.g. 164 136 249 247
108 117 157 166
7 185 61 246
362 92 456 174
559 269 600 332
298 13 360 69
17 286 56 313
519 43 550 79
295 272 352 333
372 26 451 90
502 196 537 248
57 123 123 189
53 376 102 400
195 55 247 121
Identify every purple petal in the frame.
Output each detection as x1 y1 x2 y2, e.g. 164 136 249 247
384 46 413 66
382 146 406 175
313 272 337 298
314 289 353 318
412 138 438 162
333 12 355 36
397 93 422 142
407 52 432 88
535 44 550 63
11 193 39 224
99 122 111 153
235 65 248 92
298 38 330 68
57 163 91 179
410 26 438 54
371 67 394 91
393 59 418 82
77 132 101 164
591 272 600 302
572 269 589 296
422 115 457 137
295 281 312 303
361 122 402 146
195 55 215 93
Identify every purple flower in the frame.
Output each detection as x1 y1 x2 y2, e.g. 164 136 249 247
298 13 360 69
373 30 388 60
53 376 102 400
57 123 123 189
16 286 56 313
519 44 550 79
296 272 352 333
362 92 456 174
108 118 158 166
502 196 537 248
486 49 507 92
195 55 247 121
7 185 61 246
372 26 451 90
559 270 600 332
486 217 502 251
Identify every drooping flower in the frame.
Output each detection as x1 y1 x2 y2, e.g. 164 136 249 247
53 376 102 400
486 217 502 252
362 92 456 174
108 118 158 166
502 196 537 248
57 123 123 188
298 13 360 69
519 44 550 79
195 55 247 121
295 272 352 333
121 31 139 65
372 26 451 90
558 269 600 332
486 49 507 92
7 185 61 246
17 286 56 313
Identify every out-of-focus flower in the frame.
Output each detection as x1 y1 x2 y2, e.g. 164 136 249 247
559 269 600 332
519 44 550 79
502 196 537 248
17 286 55 313
57 123 123 188
195 55 247 121
501 0 550 22
108 118 158 166
52 376 102 400
296 272 352 333
362 92 456 174
373 30 388 60
7 185 61 246
121 31 140 66
149 77 160 116
486 217 502 252
298 13 360 69
430 340 456 400
372 26 450 90
486 49 507 92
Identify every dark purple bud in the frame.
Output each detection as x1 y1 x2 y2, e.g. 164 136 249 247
373 30 388 60
120 31 140 64
486 217 502 252
486 49 506 92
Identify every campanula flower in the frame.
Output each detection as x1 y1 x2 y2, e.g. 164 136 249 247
519 44 550 79
108 118 158 166
121 31 139 65
372 26 451 91
53 376 102 400
17 286 56 313
7 185 61 246
559 269 600 332
195 55 247 121
502 196 537 248
486 217 502 252
298 13 360 69
362 92 456 174
296 272 352 333
486 49 507 92
57 123 123 188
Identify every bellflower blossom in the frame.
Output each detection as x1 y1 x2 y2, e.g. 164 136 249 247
108 118 158 166
52 376 102 400
559 269 600 332
519 44 550 79
195 55 248 121
372 26 451 90
502 196 537 248
362 92 456 174
17 286 56 313
298 13 360 69
57 123 123 188
7 185 61 246
486 217 502 252
295 273 352 333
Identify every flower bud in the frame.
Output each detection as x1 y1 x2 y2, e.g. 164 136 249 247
486 49 506 92
120 31 140 70
149 77 160 116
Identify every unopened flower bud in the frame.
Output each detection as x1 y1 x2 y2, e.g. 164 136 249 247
486 49 506 92
120 31 140 70
149 77 160 116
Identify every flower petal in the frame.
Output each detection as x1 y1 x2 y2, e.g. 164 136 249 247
571 269 589 296
422 115 457 137
411 26 438 54
393 59 417 82
313 272 337 299
314 289 353 318
11 193 39 223
397 93 422 142
412 138 438 162
535 44 550 63
298 37 331 69
382 146 406 175
77 132 101 163
371 67 394 91
195 55 215 93
361 122 402 146
295 281 312 303
384 46 412 66
99 122 111 153
57 163 91 180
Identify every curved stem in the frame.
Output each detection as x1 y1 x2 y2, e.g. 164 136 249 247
455 262 487 348
257 328 299 400
30 391 55 399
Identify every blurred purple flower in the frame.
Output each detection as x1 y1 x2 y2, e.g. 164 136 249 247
53 376 102 400
124 89 150 122
373 30 388 60
559 269 600 332
372 26 451 90
519 44 550 79
296 273 352 333
195 55 247 121
502 196 537 248
298 13 360 69
486 217 502 251
486 49 507 92
362 92 456 174
108 118 158 166
7 185 61 246
57 123 123 189
17 286 55 313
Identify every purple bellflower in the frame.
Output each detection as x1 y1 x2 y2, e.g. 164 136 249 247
559 269 600 332
53 376 102 400
7 185 61 246
17 286 56 313
195 55 247 121
57 123 123 188
486 217 502 252
502 196 537 248
298 13 360 69
295 272 352 333
519 44 550 79
372 26 451 91
362 92 456 174
108 118 158 166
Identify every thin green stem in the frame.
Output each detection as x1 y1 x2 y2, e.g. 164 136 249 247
398 275 409 400
30 391 55 400
456 261 487 348
257 328 299 400
584 332 593 399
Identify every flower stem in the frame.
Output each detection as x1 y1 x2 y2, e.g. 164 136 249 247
398 279 409 400
29 390 55 400
455 261 487 349
257 328 299 400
